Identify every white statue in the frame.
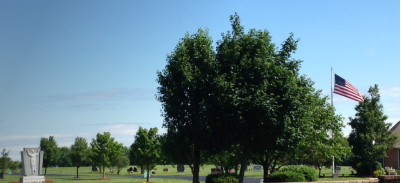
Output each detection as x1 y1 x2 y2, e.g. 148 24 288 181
26 149 39 175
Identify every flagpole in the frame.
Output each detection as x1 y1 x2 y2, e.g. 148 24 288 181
331 66 335 175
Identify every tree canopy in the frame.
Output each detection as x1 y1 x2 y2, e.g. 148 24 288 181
212 13 322 182
156 27 216 183
0 148 10 174
70 137 89 178
58 147 72 167
131 127 161 182
90 132 123 178
40 136 60 175
156 13 337 183
348 84 398 174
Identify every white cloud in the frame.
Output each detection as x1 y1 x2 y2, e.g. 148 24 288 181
102 124 139 136
48 88 155 102
0 134 75 142
98 124 139 146
380 86 400 97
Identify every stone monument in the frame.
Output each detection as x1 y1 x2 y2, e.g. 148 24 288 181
253 165 262 172
177 164 185 172
20 148 45 183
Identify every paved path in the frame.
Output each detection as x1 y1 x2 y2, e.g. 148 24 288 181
131 175 262 182
18 173 262 182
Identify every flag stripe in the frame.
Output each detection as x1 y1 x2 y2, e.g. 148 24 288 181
333 74 364 103
334 82 361 99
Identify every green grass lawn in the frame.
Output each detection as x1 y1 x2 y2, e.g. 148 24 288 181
2 165 370 183
2 174 194 183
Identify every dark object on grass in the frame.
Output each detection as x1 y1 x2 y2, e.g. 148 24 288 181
211 168 221 174
127 167 138 173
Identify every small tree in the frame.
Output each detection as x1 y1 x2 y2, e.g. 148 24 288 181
131 127 161 182
8 161 22 175
208 150 238 174
112 155 130 174
90 132 123 178
295 90 350 177
0 149 11 175
70 137 88 178
348 84 398 175
40 136 60 175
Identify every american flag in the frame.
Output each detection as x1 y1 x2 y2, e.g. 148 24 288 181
333 74 364 103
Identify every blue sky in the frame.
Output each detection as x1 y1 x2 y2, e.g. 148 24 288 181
1 1 399 160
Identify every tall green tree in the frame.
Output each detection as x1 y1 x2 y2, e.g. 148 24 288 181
0 148 11 176
156 27 216 183
348 84 398 174
214 13 316 182
40 136 60 175
70 137 88 178
131 127 161 182
90 132 123 178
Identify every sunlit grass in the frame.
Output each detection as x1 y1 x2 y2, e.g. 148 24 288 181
2 165 371 182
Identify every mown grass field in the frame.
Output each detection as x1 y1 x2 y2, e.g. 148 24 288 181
2 165 370 183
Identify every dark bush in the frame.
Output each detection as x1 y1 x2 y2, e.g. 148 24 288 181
356 162 382 175
277 165 318 181
205 173 239 183
268 171 306 182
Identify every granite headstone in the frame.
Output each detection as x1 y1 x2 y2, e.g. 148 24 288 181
253 165 262 172
177 164 185 172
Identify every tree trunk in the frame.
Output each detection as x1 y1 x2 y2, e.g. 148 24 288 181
76 166 79 178
263 166 269 181
238 153 248 183
193 149 200 183
102 165 105 178
45 166 47 175
146 164 149 182
369 162 373 175
261 156 270 181
318 167 322 177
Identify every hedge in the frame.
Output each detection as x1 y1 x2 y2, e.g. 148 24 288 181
205 173 239 183
268 171 306 182
277 165 318 181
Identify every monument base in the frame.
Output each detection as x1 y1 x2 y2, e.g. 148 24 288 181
20 176 45 183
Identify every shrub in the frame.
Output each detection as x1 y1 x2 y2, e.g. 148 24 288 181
356 162 382 175
205 173 239 183
373 169 385 177
278 165 318 181
268 171 306 182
